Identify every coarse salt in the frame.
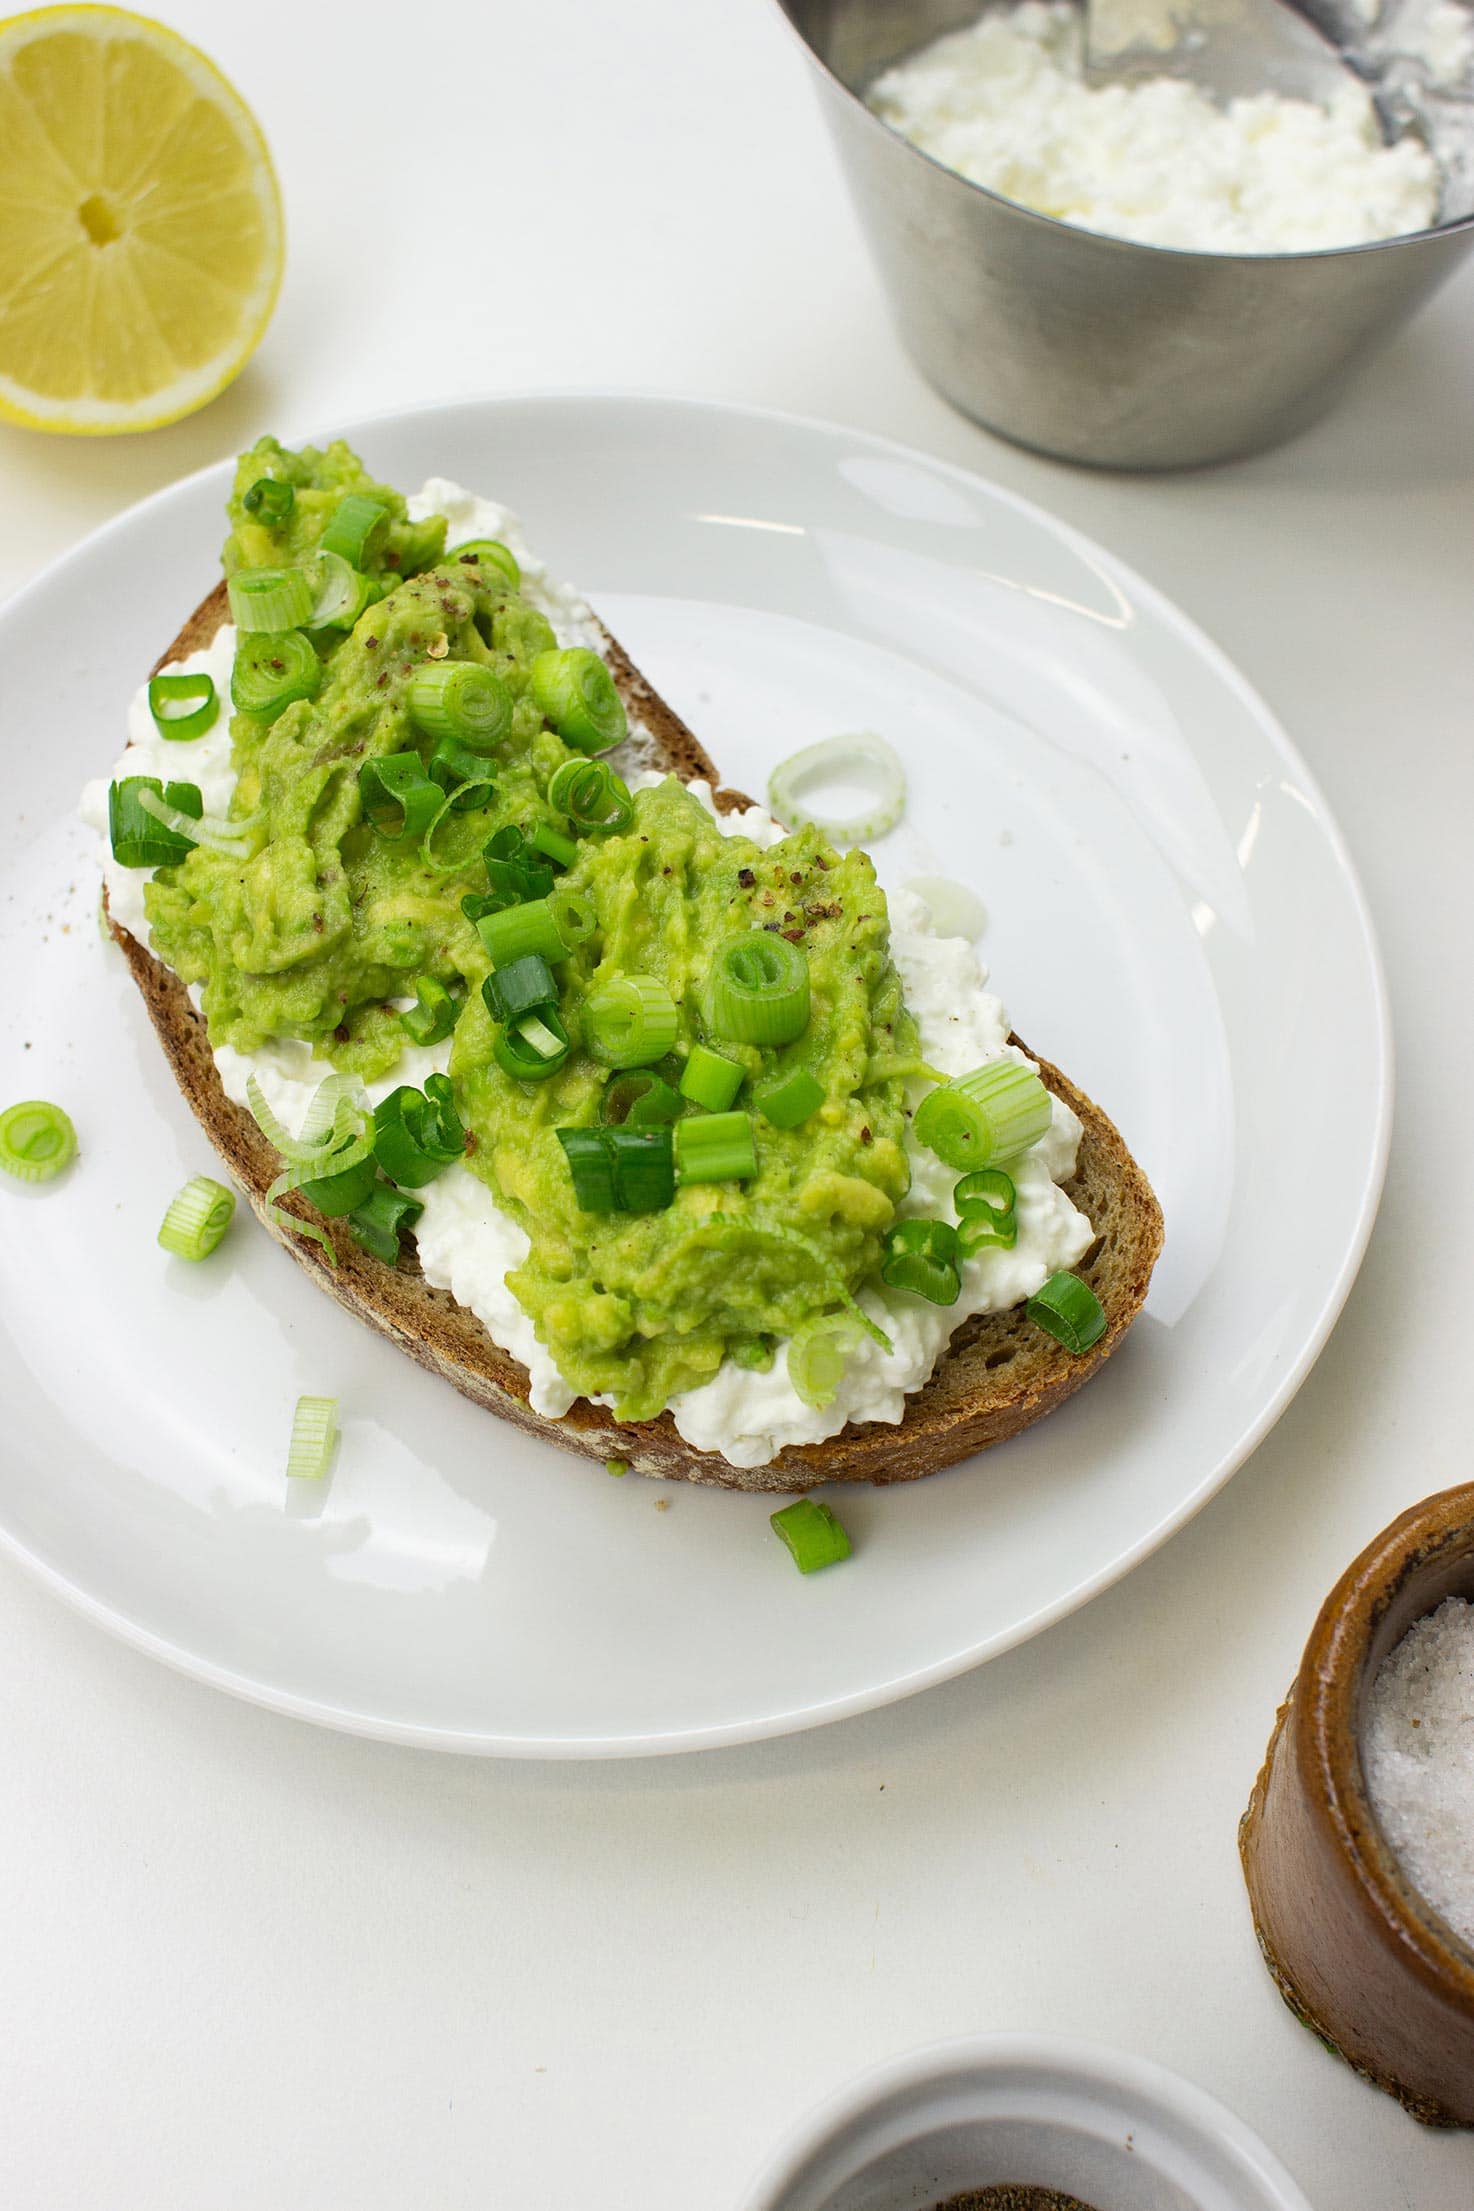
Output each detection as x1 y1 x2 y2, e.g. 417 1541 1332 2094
1363 1595 1474 1948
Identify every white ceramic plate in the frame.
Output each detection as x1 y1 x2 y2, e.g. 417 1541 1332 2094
0 396 1389 1756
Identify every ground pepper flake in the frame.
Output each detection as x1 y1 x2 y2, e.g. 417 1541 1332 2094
929 2194 1103 2211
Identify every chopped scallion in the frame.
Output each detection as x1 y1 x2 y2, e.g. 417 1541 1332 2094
286 1394 339 1482
358 752 444 842
880 1218 961 1305
147 670 219 742
770 1497 851 1574
157 1174 234 1260
914 1060 1052 1172
347 1181 424 1264
408 661 513 751
547 757 634 835
530 646 627 756
108 776 201 868
583 974 679 1068
1027 1272 1107 1355
753 1067 824 1129
767 732 906 846
400 976 464 1047
786 1313 865 1410
674 1110 756 1185
372 1075 467 1188
320 494 388 568
0 1099 76 1183
708 930 810 1046
242 476 295 527
226 564 314 633
530 822 579 869
448 537 520 588
557 1126 675 1214
475 897 568 969
679 1042 745 1113
231 628 322 718
600 1071 683 1127
493 1007 571 1081
482 953 558 1027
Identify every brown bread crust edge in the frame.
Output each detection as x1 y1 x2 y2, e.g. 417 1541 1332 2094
106 582 1162 1494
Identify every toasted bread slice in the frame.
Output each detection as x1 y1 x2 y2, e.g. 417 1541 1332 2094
107 584 1162 1493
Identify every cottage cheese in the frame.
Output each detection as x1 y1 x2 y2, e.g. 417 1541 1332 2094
85 484 1092 1469
867 0 1444 251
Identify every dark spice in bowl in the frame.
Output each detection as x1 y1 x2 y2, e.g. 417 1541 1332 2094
930 2191 1103 2210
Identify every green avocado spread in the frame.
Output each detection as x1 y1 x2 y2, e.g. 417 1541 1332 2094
143 437 920 1420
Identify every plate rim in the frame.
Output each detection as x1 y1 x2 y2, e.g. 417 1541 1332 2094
0 388 1393 1757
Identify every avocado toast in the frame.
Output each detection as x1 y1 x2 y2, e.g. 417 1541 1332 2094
98 438 1161 1494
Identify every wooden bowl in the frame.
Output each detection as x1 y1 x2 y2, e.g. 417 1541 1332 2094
1240 1482 1474 2126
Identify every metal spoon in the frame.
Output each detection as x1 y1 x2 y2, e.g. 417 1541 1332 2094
1082 0 1355 103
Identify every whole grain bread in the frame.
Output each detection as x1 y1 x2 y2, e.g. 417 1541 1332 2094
107 582 1162 1492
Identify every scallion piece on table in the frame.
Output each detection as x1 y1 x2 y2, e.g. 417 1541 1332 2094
753 1066 824 1129
482 953 558 1027
347 1181 424 1264
767 732 906 846
530 822 579 869
372 1075 467 1188
786 1312 865 1410
231 628 322 717
157 1174 235 1259
408 661 513 751
1027 1272 1106 1355
556 1126 675 1214
226 564 314 633
679 1042 745 1113
770 1497 851 1575
599 1071 683 1127
286 1394 339 1482
148 670 219 742
914 1061 1051 1173
493 1008 571 1081
547 757 634 835
879 1218 962 1305
428 738 498 811
108 777 202 868
358 753 444 842
674 1109 756 1185
319 494 388 568
400 976 464 1047
0 1099 77 1183
708 930 810 1047
475 897 568 969
530 646 627 756
448 537 520 589
242 476 295 527
583 975 679 1068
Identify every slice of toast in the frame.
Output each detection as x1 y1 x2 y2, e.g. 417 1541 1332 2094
107 583 1162 1493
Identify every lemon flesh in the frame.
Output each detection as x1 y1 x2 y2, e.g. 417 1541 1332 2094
0 6 283 434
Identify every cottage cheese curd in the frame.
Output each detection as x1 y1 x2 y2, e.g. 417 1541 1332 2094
85 484 1092 1469
867 0 1444 251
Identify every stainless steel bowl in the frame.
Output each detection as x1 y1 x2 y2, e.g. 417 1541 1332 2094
774 0 1474 468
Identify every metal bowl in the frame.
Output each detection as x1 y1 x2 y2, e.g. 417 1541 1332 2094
773 0 1474 468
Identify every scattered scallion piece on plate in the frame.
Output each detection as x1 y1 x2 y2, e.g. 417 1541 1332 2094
914 1060 1051 1172
147 670 219 742
0 1099 77 1183
679 1042 745 1112
157 1174 234 1259
530 646 627 756
1028 1272 1106 1355
286 1395 339 1482
771 1497 852 1575
708 930 810 1046
767 732 906 845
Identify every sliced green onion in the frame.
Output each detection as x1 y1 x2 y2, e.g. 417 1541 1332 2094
297 1147 380 1217
605 1456 630 1478
478 825 556 909
400 975 464 1046
108 776 201 868
408 662 513 751
148 670 219 742
903 875 987 941
372 1075 467 1187
767 732 906 846
753 1067 824 1129
428 739 498 811
231 628 322 717
787 1313 865 1410
286 1394 338 1481
0 1099 76 1183
136 786 260 860
320 494 388 568
958 1211 1018 1256
1028 1272 1107 1355
679 1043 744 1112
557 1126 675 1214
157 1174 234 1259
583 974 679 1068
674 1110 756 1185
530 646 627 756
305 548 368 630
246 1071 361 1166
475 897 567 969
880 1218 961 1305
770 1497 851 1575
547 757 634 835
708 930 810 1047
548 887 597 948
348 1181 424 1263
530 821 579 869
227 564 314 633
914 1060 1052 1172
448 537 520 588
600 1071 683 1127
955 1167 1018 1254
242 476 294 527
493 1007 571 1081
483 953 558 1027
358 752 444 842
247 1074 375 1263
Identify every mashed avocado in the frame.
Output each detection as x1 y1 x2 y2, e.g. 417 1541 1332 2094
144 438 922 1421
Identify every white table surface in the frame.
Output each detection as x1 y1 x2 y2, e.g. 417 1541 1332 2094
3 3 1473 2205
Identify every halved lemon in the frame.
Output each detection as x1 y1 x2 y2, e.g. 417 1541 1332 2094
0 6 283 434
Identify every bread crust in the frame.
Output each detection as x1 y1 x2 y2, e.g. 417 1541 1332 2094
106 583 1162 1493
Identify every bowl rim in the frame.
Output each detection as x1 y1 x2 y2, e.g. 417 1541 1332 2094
736 2030 1315 2211
1300 1479 1474 2003
769 0 1474 266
